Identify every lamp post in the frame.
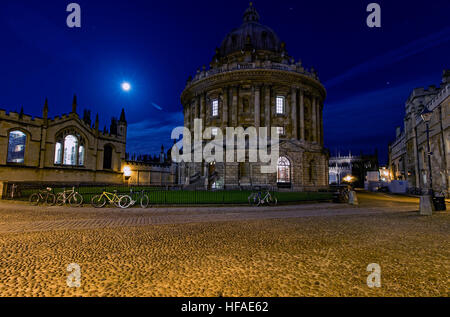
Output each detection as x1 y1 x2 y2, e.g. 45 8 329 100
420 107 433 196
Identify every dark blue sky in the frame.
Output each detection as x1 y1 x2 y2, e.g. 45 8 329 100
1 0 449 164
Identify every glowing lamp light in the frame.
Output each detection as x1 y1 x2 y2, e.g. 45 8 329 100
121 82 131 92
123 166 132 179
343 175 355 183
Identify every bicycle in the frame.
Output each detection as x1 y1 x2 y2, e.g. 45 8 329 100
90 190 131 209
248 192 260 206
29 188 56 206
258 190 278 206
120 189 150 209
248 190 278 207
56 187 83 207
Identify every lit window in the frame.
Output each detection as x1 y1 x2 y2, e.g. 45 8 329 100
54 142 62 164
63 135 78 166
78 145 85 166
276 96 285 114
211 128 218 136
277 156 291 183
212 99 219 117
277 127 285 136
7 130 26 163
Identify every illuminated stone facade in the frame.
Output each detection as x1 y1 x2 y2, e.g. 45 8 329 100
180 4 328 190
389 70 449 196
0 96 128 196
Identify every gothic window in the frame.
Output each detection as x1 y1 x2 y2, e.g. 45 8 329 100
63 135 78 165
54 130 85 166
277 156 291 183
103 144 113 170
7 130 26 163
54 142 62 165
276 96 285 114
78 145 85 166
212 99 219 117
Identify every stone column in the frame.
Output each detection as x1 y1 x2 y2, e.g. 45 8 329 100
264 85 271 137
254 85 261 129
232 86 238 127
203 93 207 121
197 97 201 119
299 89 305 141
316 97 321 144
291 87 298 139
320 102 324 146
223 87 228 127
312 96 317 143
184 106 189 130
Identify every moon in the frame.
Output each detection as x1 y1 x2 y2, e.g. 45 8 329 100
121 82 131 92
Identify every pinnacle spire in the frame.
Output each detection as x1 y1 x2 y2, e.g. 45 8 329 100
72 94 77 113
119 108 126 123
43 98 49 119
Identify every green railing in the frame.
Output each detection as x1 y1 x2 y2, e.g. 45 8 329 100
9 184 333 205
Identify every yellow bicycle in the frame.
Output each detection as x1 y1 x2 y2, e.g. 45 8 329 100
90 190 131 209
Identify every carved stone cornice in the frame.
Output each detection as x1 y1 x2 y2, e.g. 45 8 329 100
181 69 326 104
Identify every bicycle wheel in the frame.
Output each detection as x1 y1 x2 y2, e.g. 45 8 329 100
56 193 65 206
69 193 83 207
140 194 149 208
268 195 278 206
119 195 133 209
249 194 259 207
29 193 40 206
46 193 56 206
91 195 106 208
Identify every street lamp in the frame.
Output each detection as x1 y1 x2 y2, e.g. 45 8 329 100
420 106 433 195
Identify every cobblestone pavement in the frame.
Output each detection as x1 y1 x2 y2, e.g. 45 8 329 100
0 192 448 297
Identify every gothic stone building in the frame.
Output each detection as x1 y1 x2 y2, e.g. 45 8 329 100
179 4 328 190
329 151 379 187
0 96 128 196
388 70 449 197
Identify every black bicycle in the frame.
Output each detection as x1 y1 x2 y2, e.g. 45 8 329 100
29 188 56 206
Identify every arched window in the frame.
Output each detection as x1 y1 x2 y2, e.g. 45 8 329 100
78 145 85 166
54 130 85 166
63 135 78 165
103 144 113 170
54 142 62 165
7 130 26 163
277 156 291 183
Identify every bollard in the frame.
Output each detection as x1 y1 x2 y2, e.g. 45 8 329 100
348 191 359 205
419 195 434 215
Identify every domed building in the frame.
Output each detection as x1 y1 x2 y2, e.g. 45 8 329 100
179 3 328 190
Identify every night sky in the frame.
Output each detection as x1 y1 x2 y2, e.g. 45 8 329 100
1 0 449 164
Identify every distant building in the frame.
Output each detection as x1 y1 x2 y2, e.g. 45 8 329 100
388 70 449 196
329 151 379 187
124 145 177 187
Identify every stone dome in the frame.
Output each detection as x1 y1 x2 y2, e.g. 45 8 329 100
219 3 282 57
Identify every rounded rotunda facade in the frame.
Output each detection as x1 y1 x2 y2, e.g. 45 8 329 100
180 3 328 190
